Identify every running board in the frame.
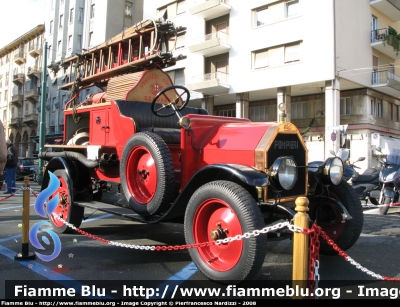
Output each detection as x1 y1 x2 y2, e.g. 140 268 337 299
74 201 163 223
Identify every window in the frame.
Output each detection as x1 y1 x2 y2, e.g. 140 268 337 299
250 105 272 122
70 8 74 23
57 40 62 53
219 109 236 117
395 104 399 122
50 20 53 34
389 103 394 121
286 0 299 18
68 35 72 49
292 101 307 119
285 43 300 63
79 8 84 22
89 32 93 47
177 1 186 15
254 7 268 26
77 35 82 50
340 98 351 115
48 45 52 59
254 1 299 27
25 102 29 115
253 49 269 69
91 4 95 19
371 98 382 117
169 33 185 50
59 15 63 29
125 2 132 16
157 1 186 21
52 97 56 112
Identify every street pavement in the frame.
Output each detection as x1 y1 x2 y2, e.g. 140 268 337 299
0 179 400 299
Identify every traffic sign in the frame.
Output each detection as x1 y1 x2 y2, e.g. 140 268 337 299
331 132 337 141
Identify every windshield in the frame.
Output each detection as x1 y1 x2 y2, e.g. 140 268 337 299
337 148 349 163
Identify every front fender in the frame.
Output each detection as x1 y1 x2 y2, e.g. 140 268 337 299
41 157 74 192
308 195 353 223
382 186 395 199
158 164 268 222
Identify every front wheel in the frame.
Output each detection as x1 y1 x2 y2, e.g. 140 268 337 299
184 181 267 283
379 196 390 215
310 181 363 255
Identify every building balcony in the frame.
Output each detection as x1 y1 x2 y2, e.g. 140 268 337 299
372 70 400 96
371 28 400 59
370 0 400 22
188 32 230 57
9 117 23 128
27 66 42 79
23 113 39 126
186 72 230 95
12 73 25 84
189 0 231 21
10 94 23 107
13 50 26 65
28 44 42 58
25 88 40 102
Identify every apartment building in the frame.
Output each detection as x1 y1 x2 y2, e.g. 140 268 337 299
143 0 400 170
0 25 45 157
44 0 144 143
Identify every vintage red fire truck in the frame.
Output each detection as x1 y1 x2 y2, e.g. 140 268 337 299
39 19 363 282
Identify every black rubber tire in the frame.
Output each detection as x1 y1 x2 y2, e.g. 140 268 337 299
379 196 390 215
318 181 364 255
48 170 84 234
184 181 267 283
120 132 175 217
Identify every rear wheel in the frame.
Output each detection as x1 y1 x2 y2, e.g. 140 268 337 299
48 170 84 234
311 181 363 255
379 196 390 215
184 181 267 283
120 132 175 217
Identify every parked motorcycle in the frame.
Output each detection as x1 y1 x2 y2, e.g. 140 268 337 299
330 149 380 207
369 147 400 215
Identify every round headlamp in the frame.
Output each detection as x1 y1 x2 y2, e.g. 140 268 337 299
268 157 298 190
322 157 343 185
179 116 191 130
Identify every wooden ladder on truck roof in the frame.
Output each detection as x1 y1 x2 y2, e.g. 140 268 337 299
52 18 186 107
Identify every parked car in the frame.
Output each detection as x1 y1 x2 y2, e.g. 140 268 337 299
16 158 38 181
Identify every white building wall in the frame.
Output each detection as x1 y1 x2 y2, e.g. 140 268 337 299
335 0 372 87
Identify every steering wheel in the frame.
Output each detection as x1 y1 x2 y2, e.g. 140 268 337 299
151 85 190 117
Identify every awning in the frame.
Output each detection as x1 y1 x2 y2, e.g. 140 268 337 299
376 135 400 155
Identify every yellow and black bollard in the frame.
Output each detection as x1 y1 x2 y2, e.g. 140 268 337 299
14 176 36 261
292 196 309 299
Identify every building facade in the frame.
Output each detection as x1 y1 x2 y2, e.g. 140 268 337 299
143 0 400 171
0 25 45 157
44 0 144 143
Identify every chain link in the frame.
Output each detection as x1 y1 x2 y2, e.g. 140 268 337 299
50 210 400 283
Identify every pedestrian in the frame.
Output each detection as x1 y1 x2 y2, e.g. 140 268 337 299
0 120 6 189
4 139 18 194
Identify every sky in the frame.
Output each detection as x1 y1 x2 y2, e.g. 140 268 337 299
0 0 47 49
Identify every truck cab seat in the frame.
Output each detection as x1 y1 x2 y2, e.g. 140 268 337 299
114 100 208 145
